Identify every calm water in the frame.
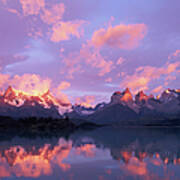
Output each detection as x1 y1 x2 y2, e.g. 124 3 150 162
0 127 180 180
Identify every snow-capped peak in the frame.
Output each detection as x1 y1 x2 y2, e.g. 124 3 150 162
2 86 72 115
159 89 179 103
3 86 15 98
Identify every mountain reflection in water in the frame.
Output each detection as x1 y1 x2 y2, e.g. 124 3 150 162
0 127 180 179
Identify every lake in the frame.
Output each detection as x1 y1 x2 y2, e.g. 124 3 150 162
0 127 180 180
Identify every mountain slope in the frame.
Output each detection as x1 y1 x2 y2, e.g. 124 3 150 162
87 104 139 125
83 88 180 125
0 86 180 126
0 86 72 118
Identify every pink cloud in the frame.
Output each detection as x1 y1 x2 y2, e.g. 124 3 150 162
105 77 112 83
9 74 51 96
10 74 71 104
0 73 50 96
117 72 126 78
80 43 114 76
168 49 180 59
41 3 65 25
20 0 45 16
167 62 180 73
1 0 7 5
50 20 85 42
57 81 71 91
121 157 147 176
120 62 180 94
92 24 147 49
61 43 114 78
0 73 10 92
53 92 70 105
61 51 84 79
7 8 21 16
116 57 124 65
75 95 96 108
0 73 71 104
173 50 180 57
27 27 43 38
76 144 96 158
2 1 86 43
0 141 72 178
152 85 163 94
52 81 71 104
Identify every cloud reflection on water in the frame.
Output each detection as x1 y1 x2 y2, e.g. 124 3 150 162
0 127 180 179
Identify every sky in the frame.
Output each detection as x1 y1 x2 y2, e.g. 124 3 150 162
0 0 180 106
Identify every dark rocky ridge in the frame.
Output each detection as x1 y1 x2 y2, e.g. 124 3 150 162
69 88 180 126
0 86 180 127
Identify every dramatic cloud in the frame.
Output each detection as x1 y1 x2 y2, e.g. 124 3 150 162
92 24 147 49
20 0 45 16
1 0 87 43
56 93 70 105
9 74 51 95
40 3 65 25
57 81 71 91
0 73 71 104
61 42 114 78
50 20 85 42
0 0 180 102
0 73 51 95
61 51 84 79
2 0 84 44
53 81 71 104
80 43 114 76
75 95 96 108
120 62 180 94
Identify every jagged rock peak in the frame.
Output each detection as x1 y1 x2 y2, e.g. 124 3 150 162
159 89 179 102
123 88 131 95
3 86 16 97
113 91 121 96
135 90 153 105
113 88 132 96
111 88 133 104
135 90 148 101
42 89 51 97
121 88 133 102
136 90 147 97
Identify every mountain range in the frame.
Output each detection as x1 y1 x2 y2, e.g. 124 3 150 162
68 88 180 125
0 86 71 119
0 86 180 126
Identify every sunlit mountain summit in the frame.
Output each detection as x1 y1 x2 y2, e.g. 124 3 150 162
0 86 71 118
0 86 180 126
69 88 180 125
